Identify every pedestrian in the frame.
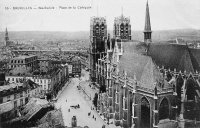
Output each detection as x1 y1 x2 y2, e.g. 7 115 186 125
95 118 96 121
93 115 94 118
68 109 70 112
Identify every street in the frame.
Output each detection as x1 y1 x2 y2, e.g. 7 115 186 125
55 70 117 128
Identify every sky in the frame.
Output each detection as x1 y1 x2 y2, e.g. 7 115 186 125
0 0 200 31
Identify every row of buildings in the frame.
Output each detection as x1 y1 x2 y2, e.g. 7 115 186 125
0 86 64 128
0 58 68 124
0 79 41 123
5 55 69 97
90 1 200 128
3 55 82 96
0 48 82 126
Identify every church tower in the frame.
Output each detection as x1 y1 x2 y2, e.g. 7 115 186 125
113 13 131 40
144 0 152 43
5 27 9 46
89 17 107 83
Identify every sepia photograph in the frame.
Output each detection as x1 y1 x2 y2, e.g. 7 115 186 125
0 0 200 128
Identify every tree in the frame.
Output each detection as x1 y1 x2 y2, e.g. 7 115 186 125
93 93 98 108
10 66 31 76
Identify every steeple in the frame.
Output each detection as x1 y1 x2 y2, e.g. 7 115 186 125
144 0 152 43
5 27 8 37
5 27 9 46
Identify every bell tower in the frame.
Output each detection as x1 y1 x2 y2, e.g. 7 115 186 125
113 12 131 40
89 17 107 83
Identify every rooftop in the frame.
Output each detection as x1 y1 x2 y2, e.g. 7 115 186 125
21 98 51 121
38 109 64 128
0 82 24 92
11 55 37 60
118 41 164 90
148 43 200 73
71 56 81 62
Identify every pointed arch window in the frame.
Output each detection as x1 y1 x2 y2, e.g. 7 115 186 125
159 98 169 120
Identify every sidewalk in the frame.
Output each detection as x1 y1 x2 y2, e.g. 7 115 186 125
79 71 118 128
56 78 72 100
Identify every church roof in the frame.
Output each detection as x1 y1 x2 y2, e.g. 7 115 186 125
118 41 163 89
148 43 200 73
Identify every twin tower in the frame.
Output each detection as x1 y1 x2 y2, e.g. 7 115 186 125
89 1 152 83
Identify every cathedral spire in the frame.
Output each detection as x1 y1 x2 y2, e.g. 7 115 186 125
144 0 152 43
5 27 8 37
5 27 9 46
144 0 151 32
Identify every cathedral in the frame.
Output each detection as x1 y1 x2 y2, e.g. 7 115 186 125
89 1 200 128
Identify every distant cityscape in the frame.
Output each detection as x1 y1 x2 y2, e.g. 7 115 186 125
0 26 86 127
0 1 200 128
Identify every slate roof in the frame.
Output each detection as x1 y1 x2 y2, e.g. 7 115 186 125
0 83 24 92
21 98 49 121
38 109 64 128
148 43 200 73
117 40 200 90
118 41 163 89
0 82 27 97
12 55 36 60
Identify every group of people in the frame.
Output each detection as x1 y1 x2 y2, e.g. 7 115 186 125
77 85 81 90
88 111 96 121
88 106 98 121
89 84 95 90
68 104 80 112
70 104 80 109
